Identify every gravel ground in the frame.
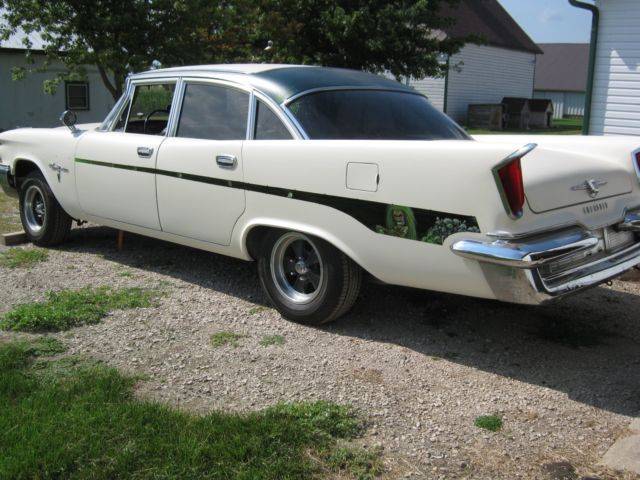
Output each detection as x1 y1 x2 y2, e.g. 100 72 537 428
1 226 639 480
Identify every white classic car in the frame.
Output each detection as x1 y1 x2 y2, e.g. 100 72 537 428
1 64 640 324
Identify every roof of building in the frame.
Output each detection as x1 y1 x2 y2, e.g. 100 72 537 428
502 97 530 114
528 98 554 112
133 65 415 104
0 11 47 50
534 43 589 92
440 0 542 55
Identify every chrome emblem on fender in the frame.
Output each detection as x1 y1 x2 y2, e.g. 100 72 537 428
571 179 608 198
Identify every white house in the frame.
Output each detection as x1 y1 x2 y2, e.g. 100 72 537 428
533 43 588 120
578 0 640 136
0 26 114 131
410 0 542 123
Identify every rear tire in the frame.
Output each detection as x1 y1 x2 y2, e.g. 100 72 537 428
257 230 362 325
19 170 72 246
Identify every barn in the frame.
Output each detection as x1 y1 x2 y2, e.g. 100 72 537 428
0 23 114 132
533 43 588 120
572 0 640 136
410 0 541 123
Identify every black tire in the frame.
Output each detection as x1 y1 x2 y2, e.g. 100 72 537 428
257 230 362 325
19 170 72 246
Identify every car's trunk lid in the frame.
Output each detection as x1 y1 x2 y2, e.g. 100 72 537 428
523 150 633 213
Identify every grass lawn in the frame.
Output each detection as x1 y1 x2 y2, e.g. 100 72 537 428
0 339 382 479
0 191 21 235
466 117 583 136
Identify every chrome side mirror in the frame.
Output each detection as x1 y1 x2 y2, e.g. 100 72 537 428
60 110 78 132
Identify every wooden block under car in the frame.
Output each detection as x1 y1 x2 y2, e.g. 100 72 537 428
0 231 28 246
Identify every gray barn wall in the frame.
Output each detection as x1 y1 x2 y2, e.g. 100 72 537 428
0 51 114 131
534 90 585 119
409 44 536 123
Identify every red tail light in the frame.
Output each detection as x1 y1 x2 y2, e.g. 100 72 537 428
635 151 640 176
496 157 525 219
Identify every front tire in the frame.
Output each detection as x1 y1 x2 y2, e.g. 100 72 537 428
257 230 362 325
19 170 72 246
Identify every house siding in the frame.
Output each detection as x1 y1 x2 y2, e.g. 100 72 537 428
409 44 536 123
0 51 114 131
591 0 640 136
534 90 585 119
446 44 536 122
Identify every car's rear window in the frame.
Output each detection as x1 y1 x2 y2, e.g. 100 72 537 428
288 90 469 140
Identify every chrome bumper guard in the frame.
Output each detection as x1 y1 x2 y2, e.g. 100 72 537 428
0 164 17 198
452 214 640 303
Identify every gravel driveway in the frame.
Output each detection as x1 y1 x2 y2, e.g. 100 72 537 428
1 226 639 480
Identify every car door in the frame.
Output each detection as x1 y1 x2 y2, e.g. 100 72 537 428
75 80 177 230
155 81 250 245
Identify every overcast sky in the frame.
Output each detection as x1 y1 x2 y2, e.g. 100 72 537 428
498 0 593 44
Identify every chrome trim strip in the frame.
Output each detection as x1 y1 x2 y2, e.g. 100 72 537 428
0 164 18 198
451 228 598 268
283 86 421 106
491 143 537 220
281 105 310 140
633 147 640 183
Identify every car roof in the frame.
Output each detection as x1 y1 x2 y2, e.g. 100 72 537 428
129 64 416 104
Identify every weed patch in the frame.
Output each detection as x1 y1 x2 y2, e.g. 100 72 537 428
474 414 503 432
0 248 48 268
260 334 285 346
0 340 381 479
1 287 159 332
210 331 244 348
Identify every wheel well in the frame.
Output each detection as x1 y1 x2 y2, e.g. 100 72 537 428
13 160 41 188
245 225 277 260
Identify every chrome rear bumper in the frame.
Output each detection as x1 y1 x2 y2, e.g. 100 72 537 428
452 214 640 304
0 164 17 198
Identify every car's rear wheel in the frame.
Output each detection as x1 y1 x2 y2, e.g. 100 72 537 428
19 170 72 246
257 230 362 325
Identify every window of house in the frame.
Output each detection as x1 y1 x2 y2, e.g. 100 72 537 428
65 82 90 110
254 100 293 140
177 83 249 140
125 83 176 135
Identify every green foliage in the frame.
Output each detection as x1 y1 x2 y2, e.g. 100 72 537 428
1 287 159 332
0 248 48 268
210 331 245 348
421 217 481 245
0 0 470 99
251 0 470 79
0 341 381 479
260 334 285 346
474 414 503 432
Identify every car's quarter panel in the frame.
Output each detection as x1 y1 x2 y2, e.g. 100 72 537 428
74 131 166 230
238 140 520 298
155 138 245 245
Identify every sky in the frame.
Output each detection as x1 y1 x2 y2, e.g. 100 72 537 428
497 0 593 44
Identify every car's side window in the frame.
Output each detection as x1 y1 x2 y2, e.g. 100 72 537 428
254 100 293 140
177 83 249 140
124 83 176 135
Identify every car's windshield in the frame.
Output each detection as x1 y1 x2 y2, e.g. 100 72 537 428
287 90 470 141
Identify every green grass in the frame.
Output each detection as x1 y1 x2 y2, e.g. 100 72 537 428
260 334 285 347
0 340 381 479
467 116 583 136
210 331 245 348
1 287 159 332
474 414 503 432
0 248 48 268
0 191 21 234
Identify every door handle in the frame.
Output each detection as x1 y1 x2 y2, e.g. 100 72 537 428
216 154 237 169
137 146 154 158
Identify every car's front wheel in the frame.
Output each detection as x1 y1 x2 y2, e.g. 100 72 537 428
19 170 72 246
257 230 362 325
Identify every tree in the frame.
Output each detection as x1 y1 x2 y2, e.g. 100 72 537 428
0 0 217 100
245 0 469 79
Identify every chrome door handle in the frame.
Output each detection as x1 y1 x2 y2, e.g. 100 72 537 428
216 154 237 169
137 146 154 158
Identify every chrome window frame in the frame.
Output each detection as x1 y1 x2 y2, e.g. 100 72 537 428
251 90 298 140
